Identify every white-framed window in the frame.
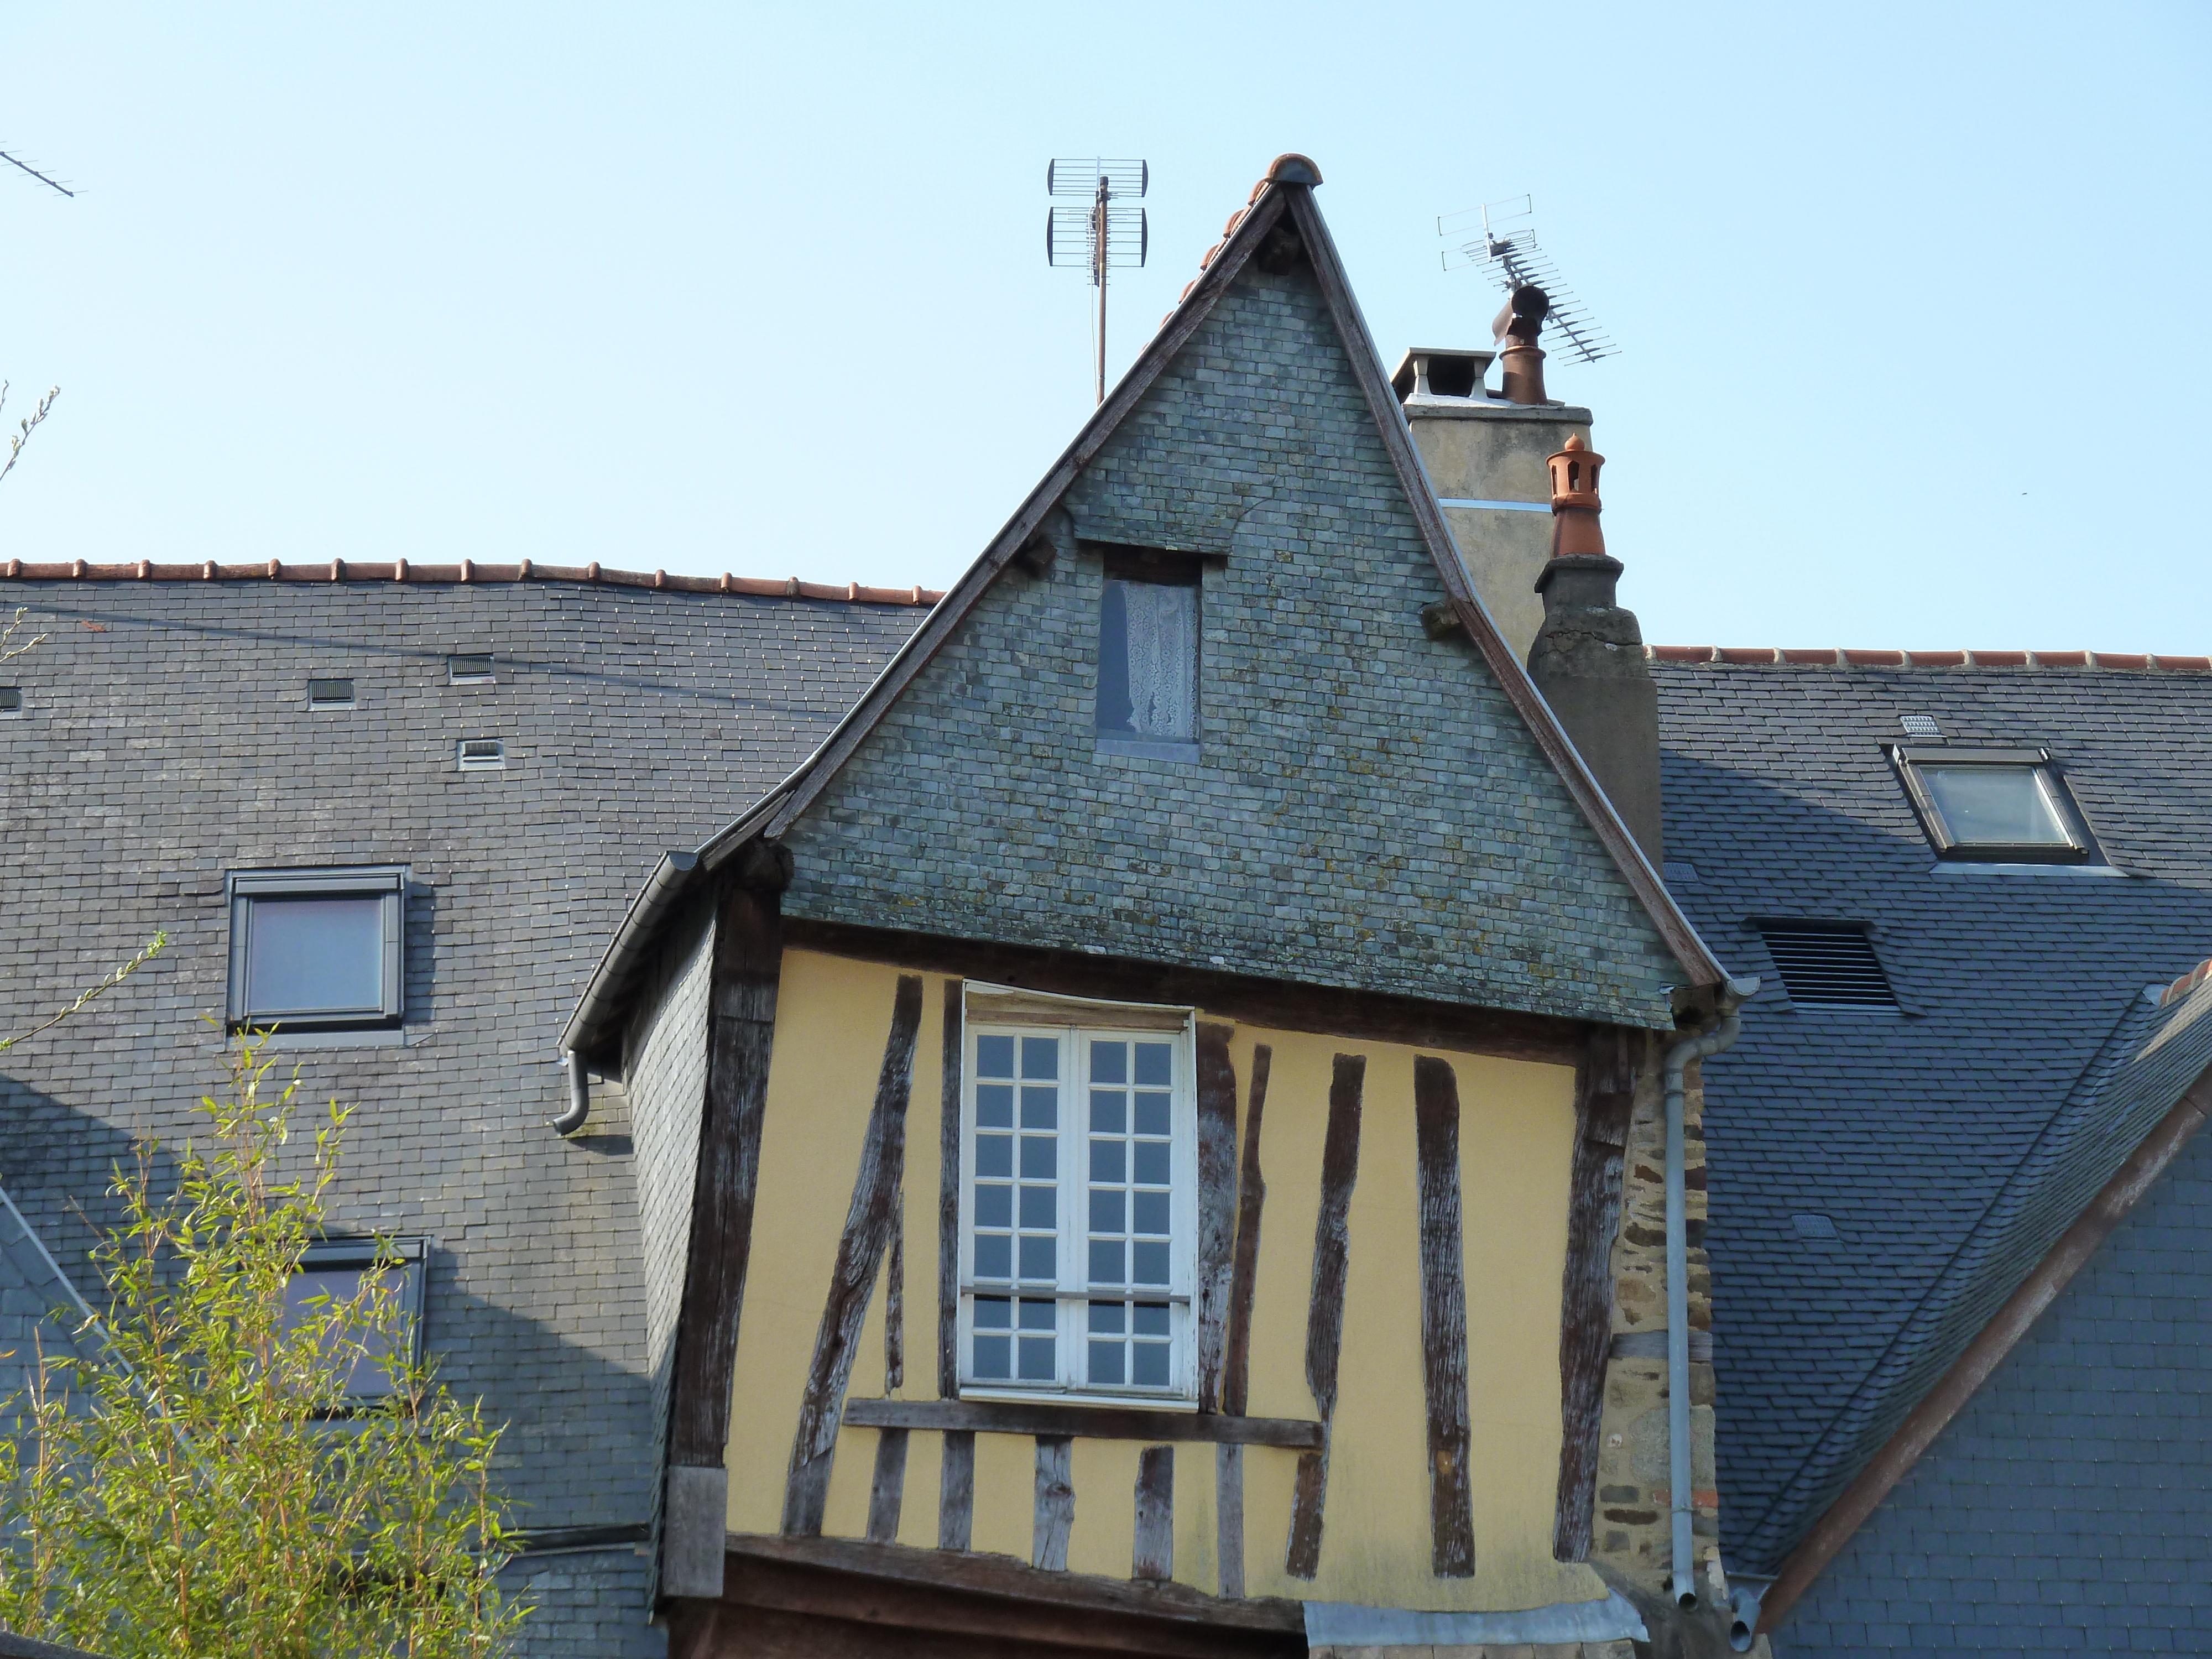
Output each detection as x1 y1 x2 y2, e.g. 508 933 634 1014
225 867 406 1031
958 986 1197 1406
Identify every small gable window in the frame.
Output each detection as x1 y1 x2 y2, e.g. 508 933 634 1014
959 985 1196 1404
1095 550 1199 754
1891 746 2094 863
226 867 406 1031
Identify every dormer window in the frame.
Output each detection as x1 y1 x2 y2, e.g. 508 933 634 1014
1891 747 2094 863
1095 549 1198 759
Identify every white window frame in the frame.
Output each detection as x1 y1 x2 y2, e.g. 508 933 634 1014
957 984 1199 1408
225 867 406 1030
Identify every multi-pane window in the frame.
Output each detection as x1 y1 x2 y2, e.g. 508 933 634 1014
1891 747 2096 863
226 868 406 1030
961 998 1194 1402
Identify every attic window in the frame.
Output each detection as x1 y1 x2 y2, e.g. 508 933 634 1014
226 867 405 1031
281 1237 427 1400
1756 922 1900 1011
1095 550 1199 757
307 677 356 709
1891 745 2092 863
447 654 494 685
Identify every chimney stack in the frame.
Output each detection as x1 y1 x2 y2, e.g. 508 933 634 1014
1526 434 1665 865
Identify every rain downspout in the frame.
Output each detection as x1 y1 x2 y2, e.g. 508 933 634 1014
552 1050 592 1137
1662 977 1758 1611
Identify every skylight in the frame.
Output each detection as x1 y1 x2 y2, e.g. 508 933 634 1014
1891 745 2093 863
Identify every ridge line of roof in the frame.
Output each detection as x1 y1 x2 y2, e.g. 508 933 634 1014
0 558 942 607
1648 644 2211 671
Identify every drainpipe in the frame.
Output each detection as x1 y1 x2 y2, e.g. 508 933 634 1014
1662 976 1759 1611
551 1049 592 1136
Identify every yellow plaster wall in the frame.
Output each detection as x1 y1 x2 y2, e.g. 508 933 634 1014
723 948 1608 1613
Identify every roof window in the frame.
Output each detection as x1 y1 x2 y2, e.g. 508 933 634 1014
1756 921 1899 1011
1891 745 2093 863
307 677 356 709
226 867 405 1031
447 654 494 685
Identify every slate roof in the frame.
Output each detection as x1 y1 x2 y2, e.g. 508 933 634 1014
1648 654 2212 1574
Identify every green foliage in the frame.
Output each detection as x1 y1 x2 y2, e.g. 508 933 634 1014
0 1035 527 1658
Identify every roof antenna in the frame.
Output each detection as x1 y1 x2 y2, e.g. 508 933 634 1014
1047 159 1148 405
1436 195 1615 369
0 148 75 199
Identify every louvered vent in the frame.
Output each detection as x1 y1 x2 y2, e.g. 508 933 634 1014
1757 922 1899 1009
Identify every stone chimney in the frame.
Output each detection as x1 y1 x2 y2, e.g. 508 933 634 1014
1394 286 1592 659
1525 434 1665 865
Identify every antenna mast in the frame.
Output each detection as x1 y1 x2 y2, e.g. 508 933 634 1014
0 148 75 199
1437 195 1615 366
1047 158 1149 404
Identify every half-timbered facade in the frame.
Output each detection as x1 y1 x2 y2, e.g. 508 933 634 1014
564 157 1750 1658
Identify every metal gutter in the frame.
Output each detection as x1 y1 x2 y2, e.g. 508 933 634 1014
557 849 703 1063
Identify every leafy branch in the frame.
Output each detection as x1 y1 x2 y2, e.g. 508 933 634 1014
0 380 58 490
0 933 168 1055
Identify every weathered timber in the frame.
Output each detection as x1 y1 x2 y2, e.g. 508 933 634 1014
714 1531 1307 1658
1286 1054 1364 1579
782 919 1588 1067
1283 1450 1329 1580
1277 183 1722 990
868 1428 909 1545
668 879 782 1470
1215 1443 1245 1599
1221 1044 1272 1417
885 1219 905 1394
1413 1055 1475 1577
938 978 962 1397
842 1396 1323 1449
782 974 926 1536
1133 1445 1175 1581
1194 1022 1240 1411
937 1430 975 1552
1554 1025 1637 1562
1034 1436 1074 1571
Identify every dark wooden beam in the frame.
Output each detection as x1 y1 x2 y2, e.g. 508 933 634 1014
938 978 962 1399
937 1431 975 1552
783 975 926 1535
1215 1444 1245 1600
1412 1056 1476 1578
842 1396 1323 1451
1193 1022 1240 1412
1286 1055 1364 1578
1220 1044 1272 1418
1554 1025 1637 1562
1033 1436 1074 1571
713 1531 1306 1658
1760 1075 2212 1636
667 879 783 1470
1133 1446 1175 1582
868 1428 909 1545
782 919 1592 1068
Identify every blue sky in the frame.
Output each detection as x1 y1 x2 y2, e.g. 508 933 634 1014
2 3 2206 650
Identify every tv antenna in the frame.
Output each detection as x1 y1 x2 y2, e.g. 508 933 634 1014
1047 158 1148 404
1437 195 1614 365
0 148 75 200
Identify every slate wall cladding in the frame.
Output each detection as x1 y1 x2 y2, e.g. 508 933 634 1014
1773 1119 2212 1658
0 1188 93 1443
781 260 1683 1030
618 909 714 1555
0 576 919 1653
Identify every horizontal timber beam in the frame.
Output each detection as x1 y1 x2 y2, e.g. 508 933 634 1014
842 1396 1324 1451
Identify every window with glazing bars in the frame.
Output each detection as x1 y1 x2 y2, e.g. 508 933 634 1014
958 1013 1197 1402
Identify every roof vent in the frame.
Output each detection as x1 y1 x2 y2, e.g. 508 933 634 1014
1756 922 1900 1010
448 653 494 685
457 738 505 770
0 686 21 716
1791 1213 1839 1240
1899 713 1943 738
307 677 356 709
